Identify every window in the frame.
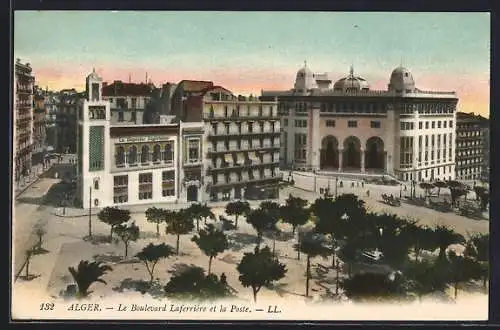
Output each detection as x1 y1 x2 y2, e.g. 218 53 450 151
131 111 137 123
152 144 161 163
188 139 200 163
113 175 128 203
141 145 150 164
370 121 381 128
94 179 99 190
348 120 357 128
131 98 137 109
94 199 99 207
431 121 435 129
449 120 453 128
284 119 288 126
326 120 336 127
438 121 442 129
163 143 174 163
162 170 175 197
116 146 125 167
419 122 423 129
425 122 429 129
118 111 124 122
138 173 153 200
128 146 137 165
444 121 447 128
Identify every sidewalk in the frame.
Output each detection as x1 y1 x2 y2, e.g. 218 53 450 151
14 163 49 198
51 199 279 218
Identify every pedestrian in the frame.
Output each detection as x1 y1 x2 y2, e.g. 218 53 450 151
351 182 354 188
366 190 370 197
220 272 227 285
362 182 365 188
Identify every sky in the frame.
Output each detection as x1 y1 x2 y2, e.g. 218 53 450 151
14 11 490 117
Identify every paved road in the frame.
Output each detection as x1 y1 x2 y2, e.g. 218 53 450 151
12 177 61 279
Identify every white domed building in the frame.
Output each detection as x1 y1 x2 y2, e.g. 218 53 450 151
262 63 458 185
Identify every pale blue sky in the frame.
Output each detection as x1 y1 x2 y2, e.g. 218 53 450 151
14 11 491 115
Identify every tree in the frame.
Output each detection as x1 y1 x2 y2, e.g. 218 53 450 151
403 259 450 299
447 251 483 300
200 203 215 225
246 208 276 248
187 203 205 232
145 207 166 237
225 200 251 229
33 219 47 251
192 224 229 274
135 243 175 283
297 232 331 298
402 222 436 261
97 207 131 241
68 260 113 298
164 266 233 301
419 182 435 197
340 272 408 302
312 195 346 268
114 222 140 258
473 186 489 211
165 209 195 255
464 233 489 288
433 181 448 197
280 195 309 234
447 180 468 206
433 225 465 261
237 246 287 302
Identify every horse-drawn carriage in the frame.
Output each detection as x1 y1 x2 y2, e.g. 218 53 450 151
381 193 401 207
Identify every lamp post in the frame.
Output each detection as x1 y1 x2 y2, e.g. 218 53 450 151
399 183 402 198
335 177 338 198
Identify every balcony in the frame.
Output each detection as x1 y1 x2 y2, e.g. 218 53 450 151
204 113 278 122
211 174 282 188
206 161 280 173
207 143 280 154
207 130 280 139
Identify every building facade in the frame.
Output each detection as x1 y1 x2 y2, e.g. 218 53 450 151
57 89 83 153
32 88 47 165
14 59 35 183
262 63 458 182
174 82 281 202
102 80 155 125
455 112 489 181
77 70 179 209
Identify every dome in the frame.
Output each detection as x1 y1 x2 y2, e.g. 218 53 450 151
333 66 370 92
294 62 317 93
388 66 415 93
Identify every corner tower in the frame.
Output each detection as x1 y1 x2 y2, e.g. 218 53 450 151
77 69 112 209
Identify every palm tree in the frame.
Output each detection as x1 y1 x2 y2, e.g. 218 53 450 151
68 260 113 298
464 233 489 288
433 225 465 261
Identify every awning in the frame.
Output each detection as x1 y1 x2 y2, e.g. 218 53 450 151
237 153 245 164
224 154 233 164
248 152 259 162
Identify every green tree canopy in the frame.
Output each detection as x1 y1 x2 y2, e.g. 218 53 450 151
97 207 131 241
192 224 229 274
237 246 287 302
225 200 251 229
135 243 176 283
114 222 140 258
68 260 113 298
165 209 195 255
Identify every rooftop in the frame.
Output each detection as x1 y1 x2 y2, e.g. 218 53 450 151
103 81 155 97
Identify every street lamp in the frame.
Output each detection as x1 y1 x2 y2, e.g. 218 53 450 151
399 183 402 198
335 177 339 197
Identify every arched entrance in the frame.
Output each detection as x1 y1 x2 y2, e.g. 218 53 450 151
365 137 385 171
343 136 361 169
187 185 198 202
320 135 339 169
